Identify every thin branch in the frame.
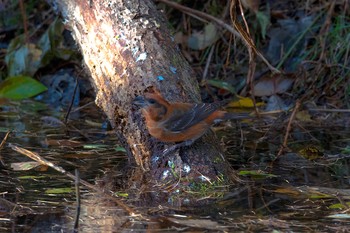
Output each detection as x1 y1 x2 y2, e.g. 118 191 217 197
157 0 279 73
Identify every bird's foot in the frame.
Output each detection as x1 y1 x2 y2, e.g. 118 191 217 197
162 140 195 156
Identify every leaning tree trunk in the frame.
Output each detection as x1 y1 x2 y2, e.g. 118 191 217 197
50 0 237 184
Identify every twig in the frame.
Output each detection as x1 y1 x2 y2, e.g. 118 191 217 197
0 131 11 166
19 0 28 43
158 0 241 36
64 78 79 124
71 101 95 113
231 0 260 116
309 108 350 113
9 144 137 216
277 100 301 157
73 169 81 233
157 0 279 73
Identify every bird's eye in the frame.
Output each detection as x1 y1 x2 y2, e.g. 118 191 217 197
148 98 156 104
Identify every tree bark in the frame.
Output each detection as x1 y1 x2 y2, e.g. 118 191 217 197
49 0 237 184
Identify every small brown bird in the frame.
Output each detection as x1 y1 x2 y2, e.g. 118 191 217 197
133 90 249 151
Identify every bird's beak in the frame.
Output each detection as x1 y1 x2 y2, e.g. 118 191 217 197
133 96 146 107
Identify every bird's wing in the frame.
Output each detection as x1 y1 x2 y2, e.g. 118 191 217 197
165 103 222 132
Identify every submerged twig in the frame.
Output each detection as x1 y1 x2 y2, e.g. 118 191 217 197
9 144 137 217
277 100 301 157
73 169 81 233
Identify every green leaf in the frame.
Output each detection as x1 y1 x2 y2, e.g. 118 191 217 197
187 23 220 50
341 146 350 154
0 76 47 100
5 18 73 77
238 170 278 178
329 202 350 209
83 144 109 149
327 214 350 219
207 79 237 94
38 18 73 64
45 187 73 194
5 38 43 76
309 193 332 199
256 11 270 40
11 161 41 171
18 175 46 179
114 192 129 197
115 146 126 153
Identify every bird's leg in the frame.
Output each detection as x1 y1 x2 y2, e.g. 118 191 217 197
162 139 195 156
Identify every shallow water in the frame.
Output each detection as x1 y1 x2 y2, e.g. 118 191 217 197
1 100 350 232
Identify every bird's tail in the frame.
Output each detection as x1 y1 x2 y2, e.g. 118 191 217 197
222 112 252 120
